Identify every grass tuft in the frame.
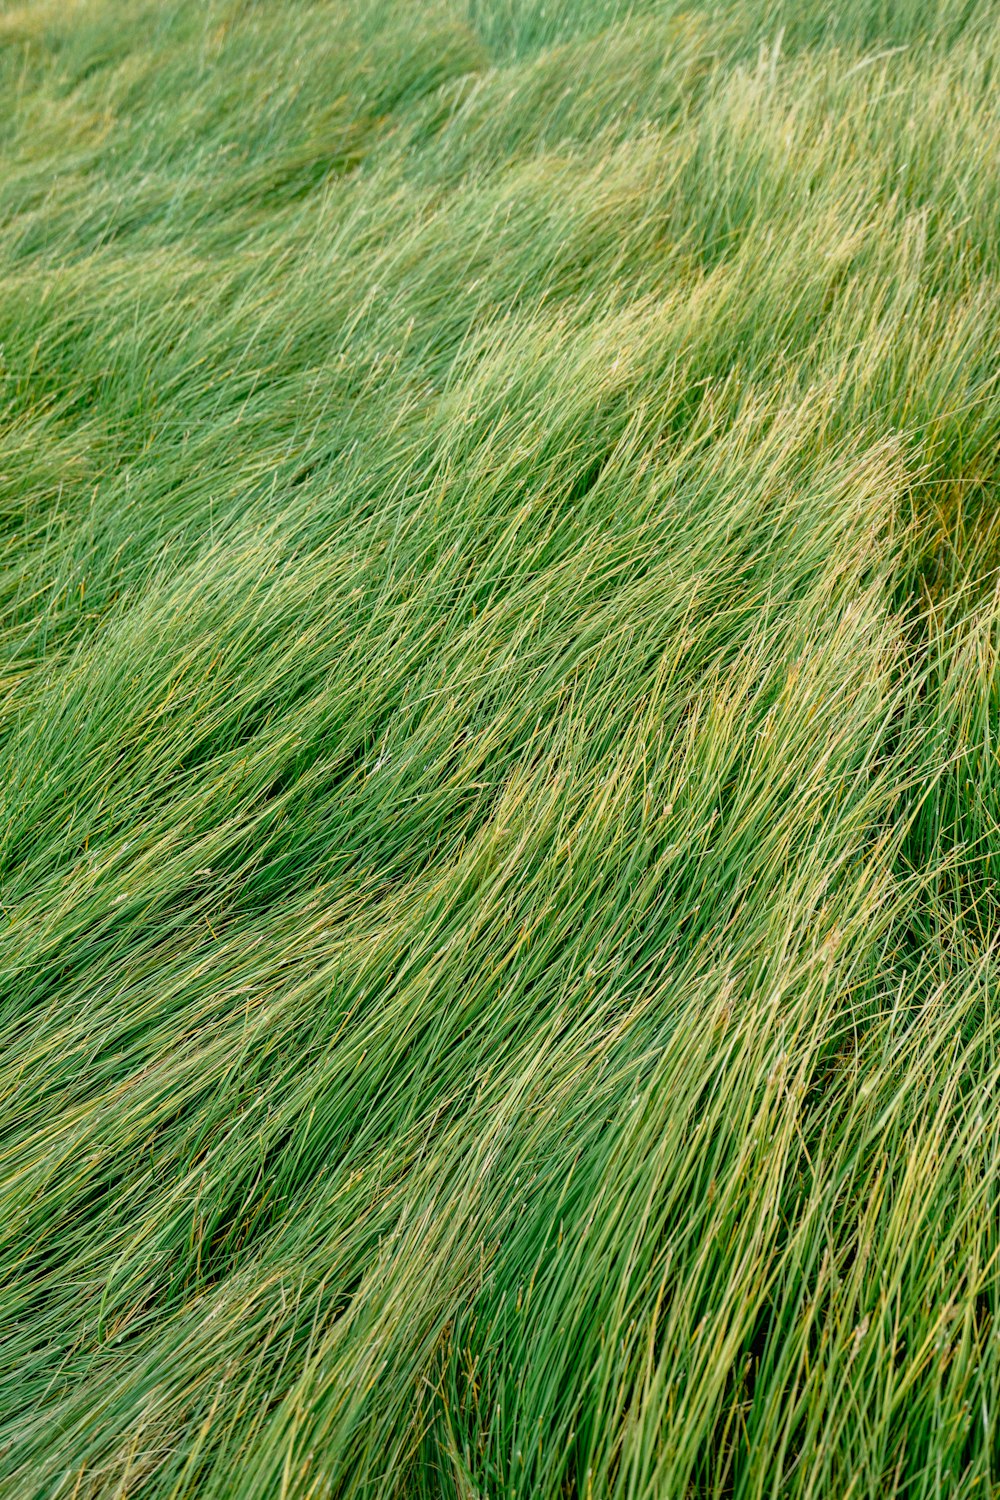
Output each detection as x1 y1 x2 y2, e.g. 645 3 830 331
2 0 1000 1495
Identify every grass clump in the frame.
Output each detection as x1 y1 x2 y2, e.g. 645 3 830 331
2 0 1000 1495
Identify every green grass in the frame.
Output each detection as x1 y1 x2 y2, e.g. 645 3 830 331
1 0 999 1494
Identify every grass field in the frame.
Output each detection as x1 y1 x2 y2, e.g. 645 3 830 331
2 0 1000 1494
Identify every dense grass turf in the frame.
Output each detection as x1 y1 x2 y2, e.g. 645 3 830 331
2 0 1000 1494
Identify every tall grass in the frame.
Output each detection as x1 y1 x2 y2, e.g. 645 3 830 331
2 0 999 1494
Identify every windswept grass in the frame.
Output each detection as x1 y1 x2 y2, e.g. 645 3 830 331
2 1 1000 1495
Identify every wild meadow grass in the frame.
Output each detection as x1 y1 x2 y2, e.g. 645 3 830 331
1 0 999 1494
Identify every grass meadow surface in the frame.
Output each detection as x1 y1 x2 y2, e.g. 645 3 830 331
1 0 1000 1494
